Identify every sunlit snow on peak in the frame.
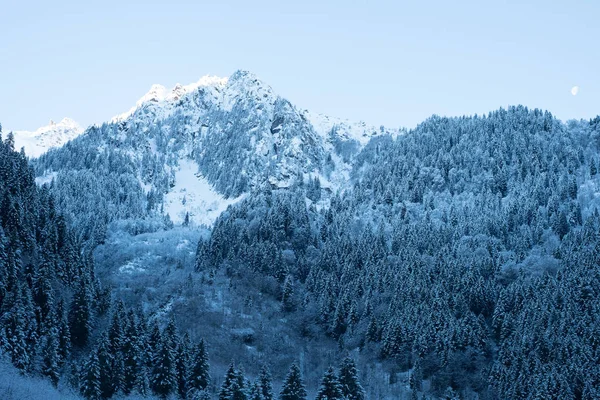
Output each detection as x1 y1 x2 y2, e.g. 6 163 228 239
112 75 229 122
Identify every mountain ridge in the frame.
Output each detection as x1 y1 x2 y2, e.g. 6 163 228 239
32 70 401 227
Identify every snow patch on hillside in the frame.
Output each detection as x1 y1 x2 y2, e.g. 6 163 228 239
163 159 244 226
35 171 58 186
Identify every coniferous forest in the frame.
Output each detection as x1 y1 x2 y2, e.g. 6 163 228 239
2 103 600 399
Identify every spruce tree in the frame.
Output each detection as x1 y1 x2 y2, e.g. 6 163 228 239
148 320 163 361
250 380 265 400
56 298 71 364
220 363 239 400
122 312 141 395
230 375 248 400
188 339 211 393
32 257 55 328
80 348 102 400
315 367 344 400
338 357 365 400
108 300 126 355
3 285 31 371
281 275 295 312
176 333 191 399
135 365 151 397
151 335 176 398
259 364 274 400
279 363 307 400
112 352 126 396
164 317 178 351
97 334 116 399
189 389 213 400
69 278 92 348
20 283 38 372
41 328 61 387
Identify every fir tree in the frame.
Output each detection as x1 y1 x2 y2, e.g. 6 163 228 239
80 348 102 400
97 334 116 399
259 365 274 400
279 363 307 400
164 317 178 351
108 300 126 355
338 357 365 400
220 363 239 400
176 333 191 399
56 298 71 364
250 380 265 400
188 339 211 393
41 328 61 387
230 375 248 400
148 320 163 365
281 275 295 312
122 312 141 395
32 257 55 328
151 335 176 398
69 278 93 348
135 365 151 397
316 367 344 400
3 285 31 371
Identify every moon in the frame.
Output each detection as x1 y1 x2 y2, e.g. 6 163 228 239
571 86 579 96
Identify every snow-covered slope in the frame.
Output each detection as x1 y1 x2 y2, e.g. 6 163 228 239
13 118 83 158
163 159 244 226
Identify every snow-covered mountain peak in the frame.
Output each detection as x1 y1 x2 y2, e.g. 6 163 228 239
34 70 405 225
13 117 83 158
113 74 229 122
137 84 168 106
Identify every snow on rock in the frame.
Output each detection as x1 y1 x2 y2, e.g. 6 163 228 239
303 110 400 147
112 75 228 122
164 159 244 226
13 118 83 158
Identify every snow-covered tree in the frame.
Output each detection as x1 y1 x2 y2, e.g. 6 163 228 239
279 363 306 400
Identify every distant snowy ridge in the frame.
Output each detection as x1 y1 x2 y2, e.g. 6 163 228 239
13 117 83 158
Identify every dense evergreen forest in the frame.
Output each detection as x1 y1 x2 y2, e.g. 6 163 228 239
2 107 600 399
198 108 600 399
0 126 365 399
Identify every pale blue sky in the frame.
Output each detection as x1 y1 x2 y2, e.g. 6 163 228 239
1 0 598 132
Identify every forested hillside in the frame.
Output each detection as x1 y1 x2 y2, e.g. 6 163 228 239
5 96 600 398
199 108 600 398
0 123 367 399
